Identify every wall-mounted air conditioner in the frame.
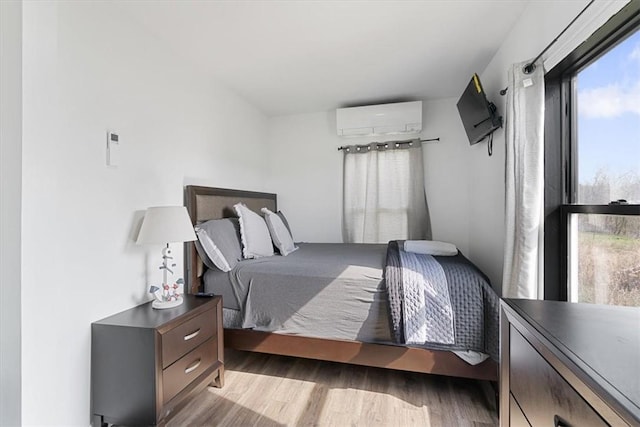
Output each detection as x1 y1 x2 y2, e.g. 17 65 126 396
336 101 422 137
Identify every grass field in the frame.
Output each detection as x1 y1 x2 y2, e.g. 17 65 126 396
578 231 640 307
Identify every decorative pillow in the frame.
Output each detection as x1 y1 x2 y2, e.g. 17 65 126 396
276 211 293 240
234 203 274 258
194 218 243 272
261 208 298 256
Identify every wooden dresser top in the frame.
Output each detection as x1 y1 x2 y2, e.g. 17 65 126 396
503 299 640 422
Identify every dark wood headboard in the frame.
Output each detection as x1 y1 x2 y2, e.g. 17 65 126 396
184 185 277 294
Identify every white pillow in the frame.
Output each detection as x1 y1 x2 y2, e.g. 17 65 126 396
404 240 458 256
261 208 298 256
234 203 274 259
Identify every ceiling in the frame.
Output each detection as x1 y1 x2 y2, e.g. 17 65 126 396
118 1 530 117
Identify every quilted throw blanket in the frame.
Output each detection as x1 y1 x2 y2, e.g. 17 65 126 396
385 241 499 361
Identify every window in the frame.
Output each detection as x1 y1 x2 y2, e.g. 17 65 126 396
545 3 640 306
342 142 429 244
575 31 640 205
568 213 640 306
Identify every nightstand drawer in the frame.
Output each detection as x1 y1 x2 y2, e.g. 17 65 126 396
509 326 607 427
162 307 216 368
162 337 218 404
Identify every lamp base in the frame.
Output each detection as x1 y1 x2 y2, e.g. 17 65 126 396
152 296 183 310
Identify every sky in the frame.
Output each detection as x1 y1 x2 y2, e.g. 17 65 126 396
576 29 640 191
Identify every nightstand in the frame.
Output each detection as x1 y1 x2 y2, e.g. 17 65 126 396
91 295 223 426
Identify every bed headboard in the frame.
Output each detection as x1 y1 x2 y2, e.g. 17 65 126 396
184 185 277 294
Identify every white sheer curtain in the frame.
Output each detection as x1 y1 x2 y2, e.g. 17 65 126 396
342 142 430 244
502 60 545 299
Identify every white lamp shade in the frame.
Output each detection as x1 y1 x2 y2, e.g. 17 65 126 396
136 206 197 245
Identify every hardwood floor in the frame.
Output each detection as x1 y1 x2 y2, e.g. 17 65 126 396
168 349 498 426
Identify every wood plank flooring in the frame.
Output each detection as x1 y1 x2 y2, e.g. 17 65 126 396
168 349 498 426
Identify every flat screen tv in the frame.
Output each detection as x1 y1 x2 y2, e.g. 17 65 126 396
456 73 502 145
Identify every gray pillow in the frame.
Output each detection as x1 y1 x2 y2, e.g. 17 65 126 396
194 218 243 272
234 203 274 258
276 211 293 240
262 208 298 256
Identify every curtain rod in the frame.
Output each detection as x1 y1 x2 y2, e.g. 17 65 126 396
500 0 595 96
337 137 439 151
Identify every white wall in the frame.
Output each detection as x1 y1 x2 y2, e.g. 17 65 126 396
21 2 269 425
0 1 23 425
421 99 471 256
267 112 343 243
267 98 472 255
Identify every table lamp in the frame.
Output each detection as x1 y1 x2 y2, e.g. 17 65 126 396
136 206 197 309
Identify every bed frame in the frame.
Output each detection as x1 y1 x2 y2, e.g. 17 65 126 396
184 185 498 382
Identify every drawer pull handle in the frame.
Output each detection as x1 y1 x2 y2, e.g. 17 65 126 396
554 415 568 427
184 358 202 375
183 329 201 341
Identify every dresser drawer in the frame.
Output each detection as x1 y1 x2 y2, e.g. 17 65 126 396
161 307 216 368
509 394 530 427
509 326 607 427
162 337 218 403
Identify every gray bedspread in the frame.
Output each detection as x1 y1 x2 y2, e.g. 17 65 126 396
400 251 455 345
218 242 393 342
386 241 499 360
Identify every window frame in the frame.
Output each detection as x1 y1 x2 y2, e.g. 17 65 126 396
544 2 640 301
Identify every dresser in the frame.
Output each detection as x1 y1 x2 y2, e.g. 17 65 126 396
500 299 640 426
92 295 223 426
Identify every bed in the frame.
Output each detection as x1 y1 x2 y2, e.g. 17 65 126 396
184 185 498 382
